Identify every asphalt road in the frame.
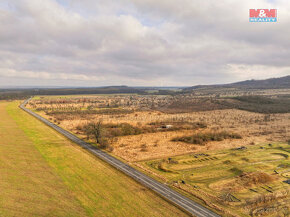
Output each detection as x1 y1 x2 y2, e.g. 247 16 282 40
20 98 221 217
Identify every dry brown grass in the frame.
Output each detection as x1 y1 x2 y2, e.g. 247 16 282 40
102 109 289 162
212 172 278 193
31 96 290 162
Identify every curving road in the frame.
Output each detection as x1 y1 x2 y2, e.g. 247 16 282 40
20 98 220 217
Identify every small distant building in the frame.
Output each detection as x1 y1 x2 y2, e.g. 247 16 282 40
161 125 173 129
158 124 173 130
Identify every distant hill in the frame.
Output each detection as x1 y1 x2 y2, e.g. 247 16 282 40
184 75 290 91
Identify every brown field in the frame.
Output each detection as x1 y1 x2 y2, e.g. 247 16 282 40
28 96 289 162
28 94 290 216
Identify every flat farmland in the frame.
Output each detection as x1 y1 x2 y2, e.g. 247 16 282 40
0 101 188 217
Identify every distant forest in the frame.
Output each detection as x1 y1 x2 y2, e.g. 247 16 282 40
0 86 144 100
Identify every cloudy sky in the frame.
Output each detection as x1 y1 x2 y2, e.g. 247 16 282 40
0 0 289 87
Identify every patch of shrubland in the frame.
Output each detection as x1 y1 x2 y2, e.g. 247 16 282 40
172 131 242 145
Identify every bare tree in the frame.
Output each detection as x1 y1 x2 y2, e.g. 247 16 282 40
84 121 110 149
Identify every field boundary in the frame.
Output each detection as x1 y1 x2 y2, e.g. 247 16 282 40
20 98 220 217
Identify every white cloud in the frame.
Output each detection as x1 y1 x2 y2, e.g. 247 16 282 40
0 0 289 87
0 68 104 81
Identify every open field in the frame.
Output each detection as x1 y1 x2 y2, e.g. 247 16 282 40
28 94 290 216
28 95 290 162
140 143 290 216
0 101 188 217
0 102 85 217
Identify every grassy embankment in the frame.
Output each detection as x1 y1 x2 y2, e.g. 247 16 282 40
141 142 290 216
0 101 188 217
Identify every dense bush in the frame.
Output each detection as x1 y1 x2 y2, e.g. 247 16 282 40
79 122 145 139
172 131 242 145
81 122 113 151
104 123 143 137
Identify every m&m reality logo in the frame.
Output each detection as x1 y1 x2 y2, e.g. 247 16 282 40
249 9 277 22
